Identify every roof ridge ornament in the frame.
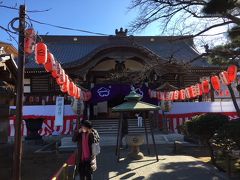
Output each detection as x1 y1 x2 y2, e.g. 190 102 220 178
115 27 128 37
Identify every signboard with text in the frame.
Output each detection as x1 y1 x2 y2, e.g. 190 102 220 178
55 96 64 126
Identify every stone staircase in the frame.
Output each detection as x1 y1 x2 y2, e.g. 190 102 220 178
58 119 184 151
92 119 151 135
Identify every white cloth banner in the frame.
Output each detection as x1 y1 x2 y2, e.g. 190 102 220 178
163 101 240 114
55 97 64 126
10 105 76 116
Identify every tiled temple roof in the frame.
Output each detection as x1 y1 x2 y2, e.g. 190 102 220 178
25 34 209 69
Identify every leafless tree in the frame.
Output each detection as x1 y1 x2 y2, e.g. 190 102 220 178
129 0 240 37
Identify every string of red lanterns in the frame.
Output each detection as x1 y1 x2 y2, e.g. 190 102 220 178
24 28 91 101
149 64 238 101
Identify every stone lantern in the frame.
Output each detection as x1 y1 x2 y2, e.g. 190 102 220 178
112 90 160 162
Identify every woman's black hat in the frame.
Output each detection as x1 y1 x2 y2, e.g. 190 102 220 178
81 120 92 129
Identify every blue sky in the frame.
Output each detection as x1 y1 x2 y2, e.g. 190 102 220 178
1 0 160 46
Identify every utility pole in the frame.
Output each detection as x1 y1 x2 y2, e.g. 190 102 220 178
12 5 26 180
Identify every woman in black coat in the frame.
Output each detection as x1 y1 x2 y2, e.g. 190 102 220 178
72 120 96 180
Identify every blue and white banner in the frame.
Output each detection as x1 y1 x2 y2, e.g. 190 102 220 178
55 96 64 126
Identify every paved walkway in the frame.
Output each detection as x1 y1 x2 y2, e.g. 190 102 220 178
90 145 227 180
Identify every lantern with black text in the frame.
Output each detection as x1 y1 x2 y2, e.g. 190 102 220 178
169 91 174 101
173 90 179 100
52 62 61 78
74 84 78 97
56 68 66 85
179 89 185 100
60 75 69 93
195 83 202 96
35 42 47 64
165 92 170 101
211 76 221 91
219 71 230 85
202 80 210 94
44 52 55 72
185 88 191 99
68 81 76 97
190 85 197 98
76 87 81 99
227 65 237 83
24 28 36 55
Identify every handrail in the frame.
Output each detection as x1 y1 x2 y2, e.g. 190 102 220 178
51 151 77 180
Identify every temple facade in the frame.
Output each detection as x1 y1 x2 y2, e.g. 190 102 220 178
24 28 227 119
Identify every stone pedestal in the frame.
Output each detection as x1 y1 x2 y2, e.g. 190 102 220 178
126 134 144 160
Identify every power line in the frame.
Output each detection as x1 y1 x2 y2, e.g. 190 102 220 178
26 17 109 36
0 4 52 13
1 3 109 36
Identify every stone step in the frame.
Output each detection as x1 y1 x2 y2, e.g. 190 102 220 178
88 119 152 135
59 134 184 151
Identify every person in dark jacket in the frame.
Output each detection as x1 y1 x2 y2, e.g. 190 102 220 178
72 120 96 180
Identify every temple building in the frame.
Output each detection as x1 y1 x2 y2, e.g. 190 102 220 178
0 42 18 143
24 28 228 119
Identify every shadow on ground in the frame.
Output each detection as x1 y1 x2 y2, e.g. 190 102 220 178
94 144 227 180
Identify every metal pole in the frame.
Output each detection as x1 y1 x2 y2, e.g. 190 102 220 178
150 111 159 161
12 5 26 180
143 112 150 155
115 114 121 156
117 113 123 162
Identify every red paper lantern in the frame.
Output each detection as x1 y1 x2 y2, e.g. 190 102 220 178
202 80 210 94
190 85 197 98
60 75 69 93
211 76 221 91
24 28 36 55
76 87 81 99
160 92 165 101
35 42 47 65
68 81 76 97
179 89 185 100
219 71 230 85
185 88 191 99
227 65 237 83
173 90 179 100
51 62 61 78
195 83 202 96
165 92 170 101
44 52 55 72
74 84 78 97
56 68 66 85
169 91 174 101
225 89 230 96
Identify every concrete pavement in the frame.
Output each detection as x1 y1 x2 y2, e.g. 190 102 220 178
92 145 228 180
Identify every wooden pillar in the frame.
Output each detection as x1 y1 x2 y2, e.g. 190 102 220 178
178 74 184 88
